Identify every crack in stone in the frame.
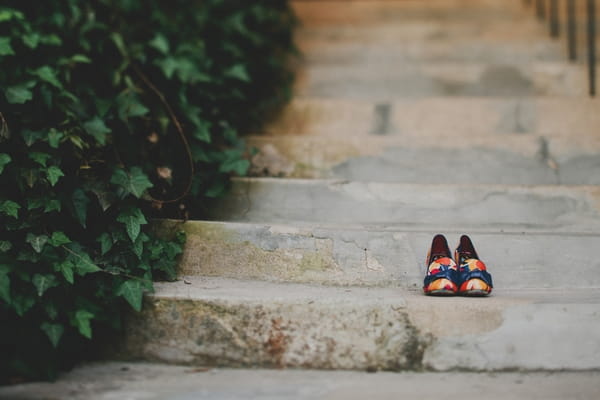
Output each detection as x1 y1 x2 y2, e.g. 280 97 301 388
372 103 392 135
537 136 560 182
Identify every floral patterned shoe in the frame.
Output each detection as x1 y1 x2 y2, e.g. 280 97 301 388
423 234 459 296
455 235 493 296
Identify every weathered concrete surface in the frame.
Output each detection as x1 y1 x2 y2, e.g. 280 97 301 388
300 40 570 65
247 134 600 183
214 179 600 231
293 0 531 26
160 220 422 288
123 278 421 371
116 278 600 372
261 98 600 137
295 63 589 98
3 363 600 400
161 220 600 289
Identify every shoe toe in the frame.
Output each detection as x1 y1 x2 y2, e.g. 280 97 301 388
424 278 458 296
459 278 492 296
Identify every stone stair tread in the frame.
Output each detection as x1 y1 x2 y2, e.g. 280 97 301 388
247 133 600 184
300 41 570 64
215 178 600 230
152 277 600 304
292 0 532 25
3 363 599 400
168 220 600 289
262 97 600 137
296 62 589 98
120 277 600 371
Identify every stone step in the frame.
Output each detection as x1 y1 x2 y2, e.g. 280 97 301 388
247 134 600 184
121 277 600 371
213 179 600 232
300 40 569 65
295 62 589 98
159 220 600 289
261 98 600 137
297 16 553 44
292 0 532 27
3 363 600 400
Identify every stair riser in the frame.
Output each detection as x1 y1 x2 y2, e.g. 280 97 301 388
215 180 600 230
293 0 529 26
122 279 600 372
247 135 600 185
124 293 421 371
296 63 589 98
263 99 600 137
161 221 600 289
299 42 569 64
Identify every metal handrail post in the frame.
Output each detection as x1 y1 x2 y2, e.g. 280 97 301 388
588 0 597 96
567 0 578 60
536 0 547 19
550 0 560 37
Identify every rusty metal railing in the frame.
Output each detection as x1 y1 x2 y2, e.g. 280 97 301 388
526 0 596 96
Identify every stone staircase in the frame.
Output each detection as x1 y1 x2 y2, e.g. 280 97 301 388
123 0 600 372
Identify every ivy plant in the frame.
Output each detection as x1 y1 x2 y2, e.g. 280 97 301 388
0 0 296 382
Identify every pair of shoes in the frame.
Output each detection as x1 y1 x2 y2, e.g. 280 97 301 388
423 234 493 297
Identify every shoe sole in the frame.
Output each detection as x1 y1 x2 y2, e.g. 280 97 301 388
425 289 457 296
459 289 492 297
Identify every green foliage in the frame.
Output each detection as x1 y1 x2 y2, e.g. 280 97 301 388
0 0 296 382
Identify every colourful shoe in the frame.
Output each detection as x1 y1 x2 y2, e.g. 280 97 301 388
423 234 459 296
455 235 493 296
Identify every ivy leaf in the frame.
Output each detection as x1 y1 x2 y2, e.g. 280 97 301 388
117 207 148 242
54 260 74 284
110 167 153 198
117 91 149 120
116 279 144 312
45 303 59 320
75 253 101 276
205 180 226 198
29 152 51 167
22 33 40 49
192 122 212 143
225 64 251 82
149 33 170 54
44 199 62 213
41 322 64 348
72 189 89 227
32 66 63 89
132 233 150 259
0 268 10 303
0 240 12 252
0 153 11 174
0 9 24 23
32 273 58 296
59 54 91 65
21 129 44 146
39 34 62 46
48 129 64 148
12 295 35 316
0 36 15 56
73 310 94 339
219 158 250 176
155 57 178 79
97 233 113 255
83 117 111 145
46 166 64 186
49 231 71 247
5 84 33 104
65 245 101 276
26 233 49 253
0 200 20 218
